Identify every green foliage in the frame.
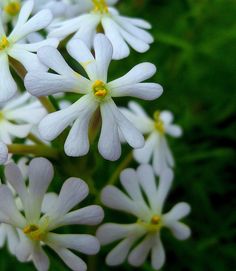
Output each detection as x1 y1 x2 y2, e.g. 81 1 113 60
1 0 235 270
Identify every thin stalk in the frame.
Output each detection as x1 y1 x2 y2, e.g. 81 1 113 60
38 96 56 113
27 133 45 145
8 144 58 159
108 152 133 185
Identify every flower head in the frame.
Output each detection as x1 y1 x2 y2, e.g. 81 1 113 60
97 165 191 270
0 157 104 271
0 0 21 23
0 92 46 144
49 0 153 59
0 0 59 102
25 34 163 161
121 101 183 175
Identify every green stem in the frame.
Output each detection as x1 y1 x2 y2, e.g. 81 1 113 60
38 96 56 113
27 133 45 145
108 152 133 185
8 144 58 159
9 57 27 78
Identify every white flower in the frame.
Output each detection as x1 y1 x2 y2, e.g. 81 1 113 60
97 165 191 270
25 34 163 161
49 0 153 59
0 158 57 257
0 0 59 102
32 0 118 19
0 141 8 164
0 157 104 271
63 0 119 18
0 0 21 23
32 0 71 18
120 101 183 176
0 92 46 144
0 222 19 255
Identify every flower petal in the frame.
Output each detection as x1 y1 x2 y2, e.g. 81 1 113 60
27 158 54 221
109 63 156 88
98 102 121 161
111 82 163 100
32 244 49 271
97 223 144 245
64 100 97 157
50 247 87 271
15 234 33 262
137 164 158 211
67 38 97 80
47 233 100 255
101 185 145 218
25 72 89 96
38 95 90 141
166 221 191 240
163 202 191 222
0 54 17 102
47 178 89 230
0 142 8 165
8 48 47 72
133 132 157 164
109 101 144 148
128 234 154 267
62 205 104 226
102 17 130 60
155 169 174 213
120 168 146 203
106 236 139 266
151 234 166 270
37 46 76 76
0 185 26 228
4 162 27 203
10 9 52 42
94 34 113 82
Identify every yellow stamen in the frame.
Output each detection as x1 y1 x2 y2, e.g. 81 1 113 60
92 80 108 98
23 225 39 234
4 1 21 16
137 215 162 233
92 0 108 13
0 36 10 51
151 215 161 225
23 224 45 241
153 111 165 134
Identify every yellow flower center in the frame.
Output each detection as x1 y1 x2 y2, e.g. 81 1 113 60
138 215 163 233
4 1 21 16
0 36 10 51
92 0 108 13
23 224 46 241
92 80 108 98
153 111 165 134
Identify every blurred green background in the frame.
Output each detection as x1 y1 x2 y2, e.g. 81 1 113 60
1 0 236 270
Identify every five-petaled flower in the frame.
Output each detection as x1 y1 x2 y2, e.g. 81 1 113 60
25 34 163 161
120 101 183 176
0 92 46 145
0 157 104 271
97 165 191 270
0 0 58 102
49 0 153 59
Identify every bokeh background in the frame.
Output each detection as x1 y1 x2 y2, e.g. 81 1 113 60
1 0 236 270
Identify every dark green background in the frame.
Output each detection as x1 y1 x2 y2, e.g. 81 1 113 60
1 0 236 270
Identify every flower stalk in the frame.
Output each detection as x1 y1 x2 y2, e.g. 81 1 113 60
7 144 58 159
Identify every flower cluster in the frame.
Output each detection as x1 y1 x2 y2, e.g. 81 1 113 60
0 1 191 271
